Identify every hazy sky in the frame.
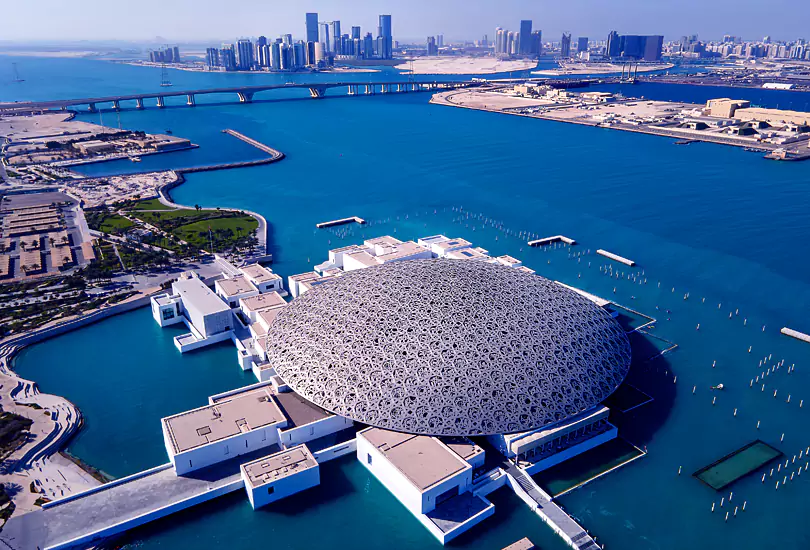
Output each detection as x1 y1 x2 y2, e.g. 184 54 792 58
3 0 807 44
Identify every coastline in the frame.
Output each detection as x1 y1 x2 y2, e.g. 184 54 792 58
533 62 674 76
0 137 285 518
428 88 799 160
112 60 381 74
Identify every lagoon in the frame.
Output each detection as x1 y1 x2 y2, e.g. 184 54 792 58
7 55 810 549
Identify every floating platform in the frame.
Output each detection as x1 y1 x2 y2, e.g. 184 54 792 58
527 235 576 247
597 249 636 266
781 327 810 343
693 440 783 491
316 216 366 229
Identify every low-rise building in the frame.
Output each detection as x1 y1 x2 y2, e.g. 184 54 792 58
357 427 494 544
239 291 286 323
162 386 288 475
241 445 320 510
215 275 259 308
239 263 283 293
151 272 234 352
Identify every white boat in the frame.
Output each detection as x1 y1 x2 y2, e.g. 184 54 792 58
130 156 142 162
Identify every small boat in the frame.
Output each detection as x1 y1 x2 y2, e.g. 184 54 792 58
165 129 173 135
711 383 725 391
130 156 142 163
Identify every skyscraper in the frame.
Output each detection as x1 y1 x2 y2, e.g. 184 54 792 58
330 21 342 55
437 34 444 48
519 20 532 55
363 32 374 59
305 13 319 43
271 41 282 70
560 33 571 58
352 26 361 40
427 36 438 56
319 23 330 53
577 37 588 52
495 27 506 56
378 14 393 59
219 44 236 71
606 31 621 58
530 30 542 55
205 47 220 68
236 39 253 70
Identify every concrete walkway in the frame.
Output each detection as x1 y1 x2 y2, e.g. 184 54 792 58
503 462 600 550
0 446 278 550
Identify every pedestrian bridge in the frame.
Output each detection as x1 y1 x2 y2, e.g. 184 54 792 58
0 80 479 113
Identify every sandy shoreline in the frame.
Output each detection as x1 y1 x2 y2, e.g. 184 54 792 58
533 62 674 76
394 56 537 75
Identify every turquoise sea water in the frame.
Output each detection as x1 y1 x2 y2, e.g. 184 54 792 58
6 55 810 549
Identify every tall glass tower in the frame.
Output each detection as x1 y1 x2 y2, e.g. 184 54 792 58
305 13 319 43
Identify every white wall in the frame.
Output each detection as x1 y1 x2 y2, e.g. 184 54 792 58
279 415 353 447
244 465 320 510
165 421 284 475
357 433 424 515
524 427 617 476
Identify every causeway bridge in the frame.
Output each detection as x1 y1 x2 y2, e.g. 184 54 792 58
0 80 479 113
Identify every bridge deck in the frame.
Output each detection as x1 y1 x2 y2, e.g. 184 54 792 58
0 81 476 111
0 446 279 550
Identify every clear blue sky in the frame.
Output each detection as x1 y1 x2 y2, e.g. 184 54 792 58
4 0 807 43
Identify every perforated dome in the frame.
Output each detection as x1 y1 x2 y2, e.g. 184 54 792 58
266 258 631 436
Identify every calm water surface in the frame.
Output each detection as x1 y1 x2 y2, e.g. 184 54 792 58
6 55 810 549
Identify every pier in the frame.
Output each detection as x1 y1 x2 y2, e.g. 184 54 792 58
528 235 577 247
316 216 367 229
781 327 810 343
0 81 479 114
222 129 284 159
597 249 636 266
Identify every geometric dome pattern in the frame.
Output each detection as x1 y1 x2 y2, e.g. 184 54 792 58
266 258 631 436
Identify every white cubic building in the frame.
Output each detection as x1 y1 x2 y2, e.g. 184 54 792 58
215 275 259 308
239 263 283 293
357 428 494 544
241 445 320 510
151 272 234 352
161 386 287 475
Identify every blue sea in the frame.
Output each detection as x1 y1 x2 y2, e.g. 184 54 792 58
6 55 810 549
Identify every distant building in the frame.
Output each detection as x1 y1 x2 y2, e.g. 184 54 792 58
378 14 393 59
560 33 571 57
330 21 342 55
607 30 621 57
352 26 361 40
519 20 532 55
530 30 542 55
437 34 444 48
305 12 319 43
363 32 374 59
577 37 589 52
205 47 220 68
606 34 664 61
495 27 507 56
319 22 330 53
427 36 438 56
219 44 236 71
236 39 253 70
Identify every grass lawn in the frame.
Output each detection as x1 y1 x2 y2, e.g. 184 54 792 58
92 214 134 234
127 198 174 211
174 215 258 250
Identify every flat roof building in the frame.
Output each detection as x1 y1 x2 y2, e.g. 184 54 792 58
241 444 320 509
162 386 287 474
239 263 283 293
215 275 259 308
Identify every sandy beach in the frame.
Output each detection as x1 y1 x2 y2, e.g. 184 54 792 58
533 62 674 76
394 56 538 75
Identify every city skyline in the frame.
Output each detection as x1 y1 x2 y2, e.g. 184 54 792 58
2 0 809 43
